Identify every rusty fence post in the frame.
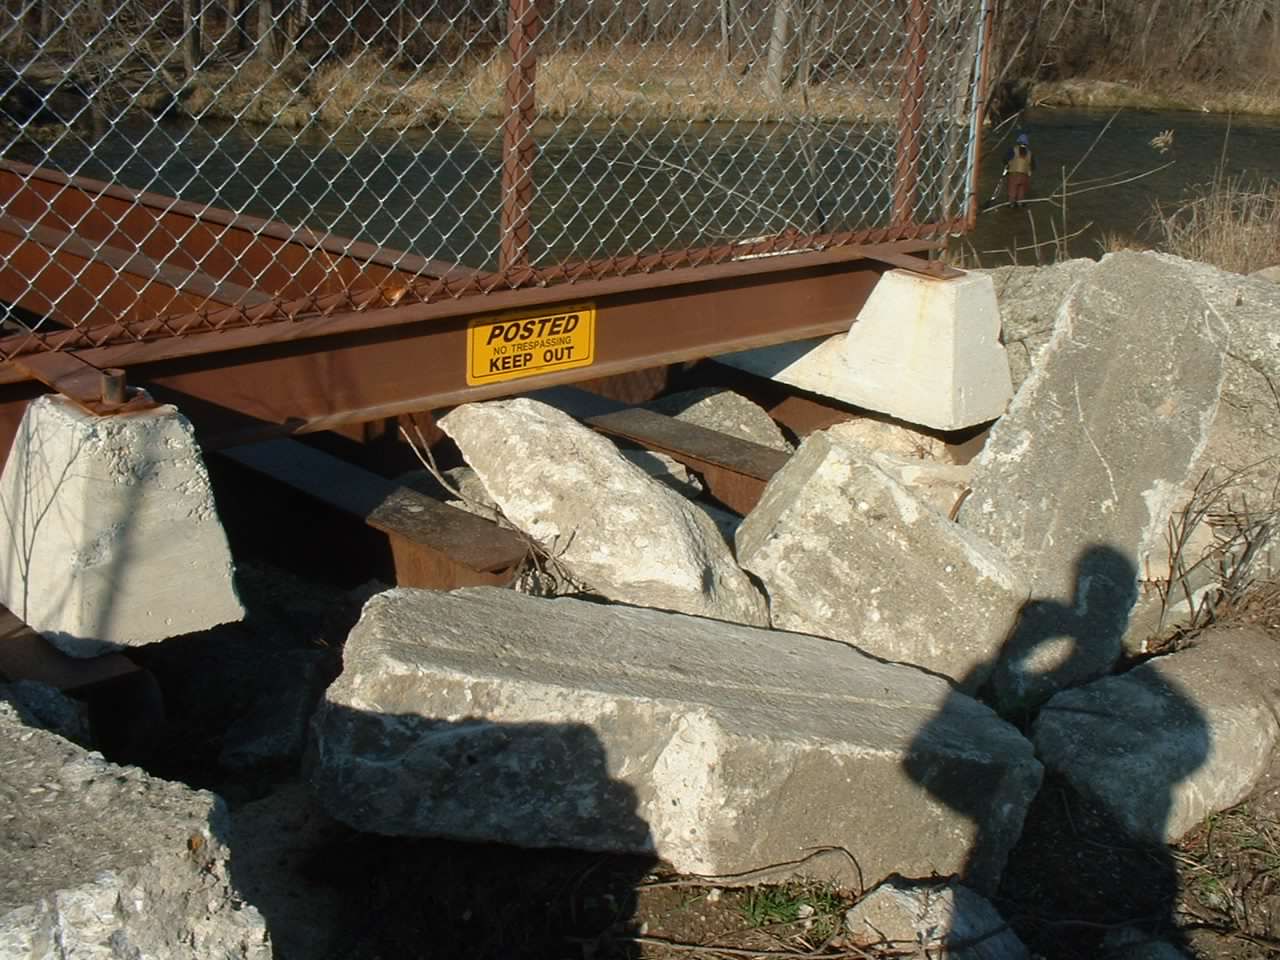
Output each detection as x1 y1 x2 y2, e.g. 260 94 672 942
892 0 930 228
499 0 541 276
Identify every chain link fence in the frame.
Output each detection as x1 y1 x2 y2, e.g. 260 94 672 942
0 0 992 354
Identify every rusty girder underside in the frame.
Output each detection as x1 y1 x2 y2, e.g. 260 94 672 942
0 160 955 461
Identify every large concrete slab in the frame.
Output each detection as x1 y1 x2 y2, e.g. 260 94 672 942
0 695 270 958
1034 624 1280 845
958 252 1229 709
981 259 1098 393
439 398 768 625
308 587 1043 894
736 431 1027 692
0 396 243 656
716 270 1013 431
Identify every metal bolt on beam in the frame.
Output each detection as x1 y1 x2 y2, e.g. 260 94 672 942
100 368 127 406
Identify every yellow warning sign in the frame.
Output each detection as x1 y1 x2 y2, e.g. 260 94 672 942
466 304 596 386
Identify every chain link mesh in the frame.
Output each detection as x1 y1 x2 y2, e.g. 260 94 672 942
0 0 989 357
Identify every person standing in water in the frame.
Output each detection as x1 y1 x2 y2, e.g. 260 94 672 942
1005 132 1034 207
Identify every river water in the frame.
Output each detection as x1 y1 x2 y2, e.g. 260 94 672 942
966 107 1280 264
8 106 1280 269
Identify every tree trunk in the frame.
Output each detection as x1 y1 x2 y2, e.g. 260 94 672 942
765 0 792 100
256 0 278 63
646 0 664 40
182 0 201 75
719 0 732 65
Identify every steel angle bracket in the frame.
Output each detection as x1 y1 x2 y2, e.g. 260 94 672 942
13 351 157 417
865 249 965 281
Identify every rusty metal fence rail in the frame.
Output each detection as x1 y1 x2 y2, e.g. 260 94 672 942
0 0 993 358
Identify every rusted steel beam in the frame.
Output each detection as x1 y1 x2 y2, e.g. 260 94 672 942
893 0 931 225
586 407 788 515
0 240 938 381
220 438 525 589
499 0 541 274
0 605 141 693
131 255 887 445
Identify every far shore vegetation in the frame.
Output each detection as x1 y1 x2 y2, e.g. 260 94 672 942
3 0 1279 133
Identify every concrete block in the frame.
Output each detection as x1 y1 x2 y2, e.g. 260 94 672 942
736 431 1027 692
439 398 768 626
715 270 1013 431
309 587 1043 894
0 695 270 958
0 396 243 656
958 252 1229 710
1034 625 1280 844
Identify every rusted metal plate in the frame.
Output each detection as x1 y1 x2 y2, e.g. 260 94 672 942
221 438 525 588
0 161 458 307
13 351 159 417
0 605 141 693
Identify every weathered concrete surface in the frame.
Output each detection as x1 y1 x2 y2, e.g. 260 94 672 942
845 879 1028 959
715 271 1013 431
869 454 974 517
958 252 1228 709
981 259 1098 393
838 270 1013 430
309 587 1043 894
647 388 794 452
0 396 244 656
825 417 954 463
0 696 270 958
619 448 705 498
1034 625 1280 844
1151 254 1280 505
439 399 768 625
736 431 1027 691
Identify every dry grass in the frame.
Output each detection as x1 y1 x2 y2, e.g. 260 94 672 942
184 42 896 131
460 43 894 123
1150 175 1280 275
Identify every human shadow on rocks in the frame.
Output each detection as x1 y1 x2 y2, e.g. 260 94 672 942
905 544 1209 958
229 708 658 960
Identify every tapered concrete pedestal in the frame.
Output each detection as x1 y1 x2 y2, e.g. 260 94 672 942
716 269 1013 431
0 395 243 657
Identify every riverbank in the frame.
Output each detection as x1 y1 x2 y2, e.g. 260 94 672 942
1029 77 1280 118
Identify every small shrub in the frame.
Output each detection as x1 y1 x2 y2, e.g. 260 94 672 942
1149 175 1280 275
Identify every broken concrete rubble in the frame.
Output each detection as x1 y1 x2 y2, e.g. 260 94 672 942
845 878 1028 960
646 388 794 452
439 398 769 625
308 587 1043 894
736 430 1027 692
0 695 270 958
1034 624 1280 845
0 395 244 657
959 252 1228 710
